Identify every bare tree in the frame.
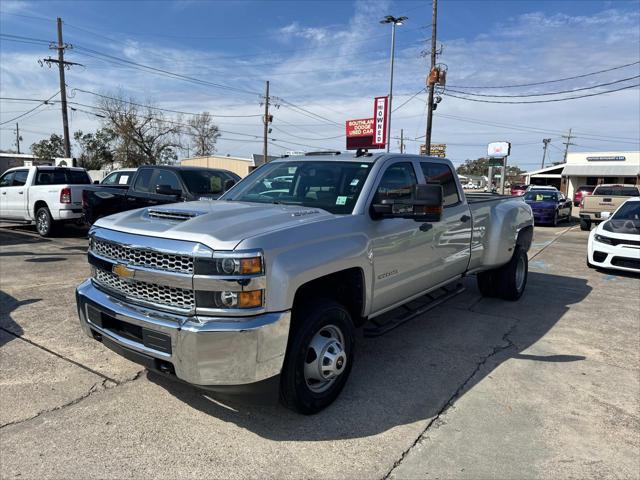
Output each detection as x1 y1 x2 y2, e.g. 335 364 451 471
188 112 220 157
98 93 183 167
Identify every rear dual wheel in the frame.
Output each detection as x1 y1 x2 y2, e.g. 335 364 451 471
477 246 528 301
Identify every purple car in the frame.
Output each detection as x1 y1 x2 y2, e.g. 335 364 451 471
523 190 572 226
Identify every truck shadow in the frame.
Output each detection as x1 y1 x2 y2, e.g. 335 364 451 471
0 290 40 347
149 271 591 441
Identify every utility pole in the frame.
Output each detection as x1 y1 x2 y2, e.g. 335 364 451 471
400 128 404 153
562 128 574 163
541 138 551 168
41 17 81 159
262 81 271 163
424 0 438 155
14 123 21 154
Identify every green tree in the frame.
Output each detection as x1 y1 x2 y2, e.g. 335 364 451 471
456 157 491 176
30 134 65 161
73 128 115 170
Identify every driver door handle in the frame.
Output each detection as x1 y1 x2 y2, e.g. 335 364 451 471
460 214 471 223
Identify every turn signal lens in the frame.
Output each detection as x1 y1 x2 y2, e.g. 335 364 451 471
240 257 262 274
238 290 263 308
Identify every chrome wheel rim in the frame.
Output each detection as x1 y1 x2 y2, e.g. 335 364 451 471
515 255 526 291
37 211 49 235
304 324 347 393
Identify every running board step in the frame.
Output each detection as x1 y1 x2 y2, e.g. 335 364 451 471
363 283 465 338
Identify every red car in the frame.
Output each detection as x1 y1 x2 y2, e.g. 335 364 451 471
510 184 527 196
573 185 595 207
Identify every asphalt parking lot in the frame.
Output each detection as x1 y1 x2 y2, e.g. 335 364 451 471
1 220 638 479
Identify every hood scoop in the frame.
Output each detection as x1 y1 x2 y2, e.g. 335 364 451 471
146 208 205 222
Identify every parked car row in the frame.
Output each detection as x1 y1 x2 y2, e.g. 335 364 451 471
0 165 240 235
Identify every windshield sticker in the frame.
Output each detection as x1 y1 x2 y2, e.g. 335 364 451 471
350 179 359 186
536 194 544 201
336 196 347 205
118 175 129 184
288 167 296 174
360 164 369 168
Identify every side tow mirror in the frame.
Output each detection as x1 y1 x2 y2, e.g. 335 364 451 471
372 183 443 222
223 179 236 192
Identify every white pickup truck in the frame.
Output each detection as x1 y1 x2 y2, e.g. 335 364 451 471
0 166 92 236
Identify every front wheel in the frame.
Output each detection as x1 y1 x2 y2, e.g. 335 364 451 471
35 207 56 237
280 299 354 415
552 211 558 227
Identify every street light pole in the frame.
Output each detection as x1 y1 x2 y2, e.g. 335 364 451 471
381 15 407 153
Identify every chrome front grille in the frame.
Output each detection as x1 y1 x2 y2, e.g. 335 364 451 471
93 268 195 311
91 238 194 274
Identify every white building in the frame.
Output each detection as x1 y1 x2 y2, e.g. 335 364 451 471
562 151 639 199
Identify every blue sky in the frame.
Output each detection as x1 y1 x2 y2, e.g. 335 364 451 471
1 0 639 170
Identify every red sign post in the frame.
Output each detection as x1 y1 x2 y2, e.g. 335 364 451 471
374 96 388 147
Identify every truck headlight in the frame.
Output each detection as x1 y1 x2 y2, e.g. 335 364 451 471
196 290 263 309
195 254 263 276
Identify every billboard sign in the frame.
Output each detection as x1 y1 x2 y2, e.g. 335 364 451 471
419 143 447 157
487 141 511 158
345 118 376 150
374 96 388 147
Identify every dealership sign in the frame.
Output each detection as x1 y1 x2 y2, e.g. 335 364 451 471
345 118 376 150
487 141 511 158
374 96 388 147
586 156 626 161
419 143 447 157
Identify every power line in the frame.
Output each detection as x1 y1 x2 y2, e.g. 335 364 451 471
446 75 640 98
443 83 639 104
0 91 59 125
71 88 263 118
271 125 344 140
71 45 261 96
448 60 640 89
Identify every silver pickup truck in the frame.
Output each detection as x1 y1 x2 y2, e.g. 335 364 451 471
76 152 534 414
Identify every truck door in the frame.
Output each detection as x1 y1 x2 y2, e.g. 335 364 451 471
369 161 436 313
2 169 29 219
419 160 472 286
0 171 15 218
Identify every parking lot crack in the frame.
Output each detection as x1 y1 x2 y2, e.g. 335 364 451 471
0 378 115 430
383 320 519 479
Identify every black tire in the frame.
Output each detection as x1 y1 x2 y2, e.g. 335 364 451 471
280 299 354 415
477 270 498 297
496 246 528 301
35 206 56 237
580 219 591 231
552 210 558 227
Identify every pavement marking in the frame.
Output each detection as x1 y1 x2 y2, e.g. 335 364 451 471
529 226 575 260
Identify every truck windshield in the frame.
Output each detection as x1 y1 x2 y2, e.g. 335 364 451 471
221 161 372 214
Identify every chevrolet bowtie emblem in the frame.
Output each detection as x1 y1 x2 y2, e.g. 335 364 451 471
112 263 135 279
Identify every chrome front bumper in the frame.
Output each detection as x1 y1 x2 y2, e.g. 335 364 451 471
76 279 291 386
